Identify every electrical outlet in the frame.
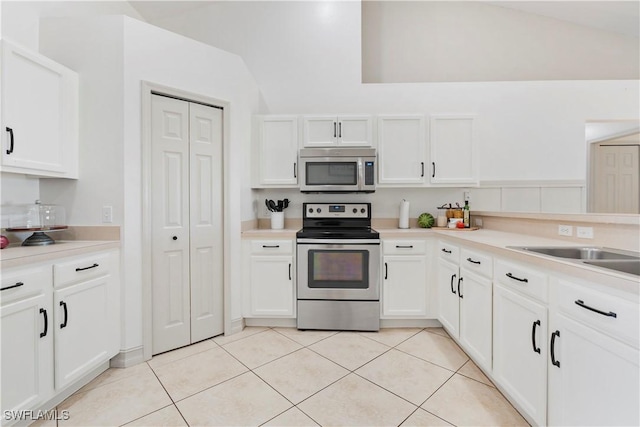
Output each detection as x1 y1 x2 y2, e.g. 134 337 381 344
463 190 470 202
558 225 573 236
577 226 594 239
102 206 113 223
475 218 483 227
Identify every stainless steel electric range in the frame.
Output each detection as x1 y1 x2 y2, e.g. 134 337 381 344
296 202 380 331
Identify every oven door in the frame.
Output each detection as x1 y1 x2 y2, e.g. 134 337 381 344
297 239 380 301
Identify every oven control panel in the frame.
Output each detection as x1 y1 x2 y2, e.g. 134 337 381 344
304 203 370 219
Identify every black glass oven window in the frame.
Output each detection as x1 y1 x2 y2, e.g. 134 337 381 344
308 250 369 289
306 162 358 186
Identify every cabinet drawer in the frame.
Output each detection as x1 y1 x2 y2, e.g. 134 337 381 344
54 252 111 288
437 241 459 263
383 240 426 255
0 265 51 304
460 248 493 278
553 278 639 348
495 259 548 303
250 240 293 254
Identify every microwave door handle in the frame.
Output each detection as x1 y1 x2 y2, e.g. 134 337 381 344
358 159 364 191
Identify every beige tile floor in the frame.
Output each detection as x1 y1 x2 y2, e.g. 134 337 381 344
49 327 529 427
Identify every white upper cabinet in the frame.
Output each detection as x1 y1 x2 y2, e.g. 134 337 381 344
252 115 299 187
1 39 78 178
302 115 372 147
377 115 426 186
430 114 477 185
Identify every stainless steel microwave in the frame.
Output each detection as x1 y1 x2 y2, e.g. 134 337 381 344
299 148 376 193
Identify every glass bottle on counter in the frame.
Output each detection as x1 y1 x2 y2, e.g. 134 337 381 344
463 200 470 228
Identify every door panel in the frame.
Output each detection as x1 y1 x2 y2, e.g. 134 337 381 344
151 95 190 354
189 103 223 342
594 145 639 213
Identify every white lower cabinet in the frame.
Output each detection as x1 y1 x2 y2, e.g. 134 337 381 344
0 249 120 426
458 268 492 371
548 312 639 427
437 257 460 335
244 240 295 318
54 276 112 390
493 283 548 426
1 265 53 421
382 240 428 318
547 277 639 427
437 242 493 372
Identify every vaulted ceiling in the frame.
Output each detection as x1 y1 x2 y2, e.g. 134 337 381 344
128 1 640 38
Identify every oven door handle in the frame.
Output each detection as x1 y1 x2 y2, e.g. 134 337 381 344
296 239 380 245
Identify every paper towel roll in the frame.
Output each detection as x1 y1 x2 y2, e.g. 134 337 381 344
399 199 409 229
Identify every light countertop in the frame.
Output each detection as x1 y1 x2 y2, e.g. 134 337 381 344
242 226 639 296
1 240 120 269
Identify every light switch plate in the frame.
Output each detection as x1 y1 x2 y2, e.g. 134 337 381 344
102 206 113 223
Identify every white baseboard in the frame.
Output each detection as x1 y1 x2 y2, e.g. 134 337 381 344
229 317 245 335
244 318 297 328
380 319 442 328
243 318 442 329
110 346 145 368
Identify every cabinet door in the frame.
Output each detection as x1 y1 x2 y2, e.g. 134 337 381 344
430 115 477 185
250 255 295 317
548 313 639 427
1 293 53 415
437 258 459 337
377 115 426 185
302 116 338 146
337 116 372 146
493 284 547 426
1 40 78 178
382 255 428 318
459 268 492 371
54 276 110 390
254 116 299 186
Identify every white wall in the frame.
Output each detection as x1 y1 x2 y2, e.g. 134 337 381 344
0 1 141 212
362 1 639 83
1 1 144 51
38 16 260 352
152 1 640 187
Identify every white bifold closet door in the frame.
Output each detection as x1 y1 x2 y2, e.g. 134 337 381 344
151 94 223 355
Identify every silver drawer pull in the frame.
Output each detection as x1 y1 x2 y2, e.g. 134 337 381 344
506 272 528 283
75 263 99 272
575 299 617 318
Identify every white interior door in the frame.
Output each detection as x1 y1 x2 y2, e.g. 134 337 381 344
151 95 191 355
151 94 224 355
594 145 639 213
189 103 224 342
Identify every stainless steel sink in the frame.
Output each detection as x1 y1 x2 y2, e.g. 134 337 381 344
510 246 639 261
583 260 640 276
508 246 640 277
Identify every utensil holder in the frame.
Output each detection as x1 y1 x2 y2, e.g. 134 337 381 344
271 212 284 230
